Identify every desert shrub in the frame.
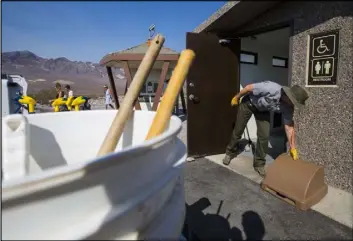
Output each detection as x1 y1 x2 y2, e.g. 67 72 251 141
84 93 102 99
31 88 57 104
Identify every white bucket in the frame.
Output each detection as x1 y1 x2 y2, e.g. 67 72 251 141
2 110 186 240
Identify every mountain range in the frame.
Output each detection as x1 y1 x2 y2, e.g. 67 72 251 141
1 50 126 95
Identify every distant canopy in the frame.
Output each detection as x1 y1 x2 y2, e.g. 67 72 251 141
99 42 179 68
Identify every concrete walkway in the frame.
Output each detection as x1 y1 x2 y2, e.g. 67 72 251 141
177 117 353 230
184 159 353 240
205 152 353 230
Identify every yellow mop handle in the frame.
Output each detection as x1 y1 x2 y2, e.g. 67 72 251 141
97 34 165 156
145 49 195 140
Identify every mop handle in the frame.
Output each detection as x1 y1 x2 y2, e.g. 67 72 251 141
97 34 165 156
145 49 195 140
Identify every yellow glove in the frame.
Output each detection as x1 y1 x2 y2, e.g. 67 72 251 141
290 148 298 160
231 96 239 106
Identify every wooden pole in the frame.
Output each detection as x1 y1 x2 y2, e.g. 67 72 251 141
97 34 165 156
106 66 120 109
152 61 170 111
122 61 141 110
146 49 195 140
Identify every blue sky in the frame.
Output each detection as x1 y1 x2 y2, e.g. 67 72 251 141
2 1 225 62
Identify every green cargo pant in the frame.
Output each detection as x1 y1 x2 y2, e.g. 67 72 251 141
226 96 270 168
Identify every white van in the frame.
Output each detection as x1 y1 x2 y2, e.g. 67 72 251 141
1 73 29 117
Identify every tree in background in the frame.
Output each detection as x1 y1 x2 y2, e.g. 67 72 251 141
30 88 57 105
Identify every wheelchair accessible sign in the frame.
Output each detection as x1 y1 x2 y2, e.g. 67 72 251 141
307 30 339 86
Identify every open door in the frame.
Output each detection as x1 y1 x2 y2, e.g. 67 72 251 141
186 32 240 158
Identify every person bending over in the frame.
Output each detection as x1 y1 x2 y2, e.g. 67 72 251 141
222 81 309 177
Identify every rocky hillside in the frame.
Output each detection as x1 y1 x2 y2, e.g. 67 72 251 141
1 50 127 95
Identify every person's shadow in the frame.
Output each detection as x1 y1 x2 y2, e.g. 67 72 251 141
241 210 266 240
28 124 67 171
183 198 265 241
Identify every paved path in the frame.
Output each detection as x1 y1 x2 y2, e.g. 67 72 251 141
184 158 353 240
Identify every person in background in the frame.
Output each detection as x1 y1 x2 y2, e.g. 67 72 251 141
49 82 65 104
222 81 309 178
104 85 114 109
64 85 74 99
55 82 64 99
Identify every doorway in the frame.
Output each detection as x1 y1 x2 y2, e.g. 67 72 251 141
185 26 292 158
239 27 291 138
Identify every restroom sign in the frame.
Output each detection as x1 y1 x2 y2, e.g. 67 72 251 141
307 30 339 86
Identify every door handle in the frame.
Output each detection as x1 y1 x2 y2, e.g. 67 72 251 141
189 94 200 103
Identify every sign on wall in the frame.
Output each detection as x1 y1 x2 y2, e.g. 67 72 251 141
306 30 339 86
147 82 153 93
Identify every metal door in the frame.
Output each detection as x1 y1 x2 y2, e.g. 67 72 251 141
186 32 240 158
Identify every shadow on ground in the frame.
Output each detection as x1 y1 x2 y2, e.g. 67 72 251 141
183 197 265 240
184 159 353 240
237 135 286 161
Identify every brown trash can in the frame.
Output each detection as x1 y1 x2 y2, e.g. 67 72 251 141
261 153 328 211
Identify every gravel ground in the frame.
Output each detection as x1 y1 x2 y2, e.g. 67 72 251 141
35 104 53 113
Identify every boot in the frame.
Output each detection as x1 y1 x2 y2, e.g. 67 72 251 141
254 166 266 177
223 154 235 165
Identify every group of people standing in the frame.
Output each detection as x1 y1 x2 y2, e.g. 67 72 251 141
54 83 74 99
53 82 115 110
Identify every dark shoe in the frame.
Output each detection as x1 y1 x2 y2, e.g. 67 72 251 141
222 155 233 165
254 166 266 177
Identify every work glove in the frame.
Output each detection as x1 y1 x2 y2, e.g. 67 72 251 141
290 148 298 161
231 95 239 106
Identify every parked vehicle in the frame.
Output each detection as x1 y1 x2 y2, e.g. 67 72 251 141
1 73 36 116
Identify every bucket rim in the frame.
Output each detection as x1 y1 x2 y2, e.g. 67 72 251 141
2 110 184 199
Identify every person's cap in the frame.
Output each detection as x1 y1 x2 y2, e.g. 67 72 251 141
282 85 309 109
103 85 108 88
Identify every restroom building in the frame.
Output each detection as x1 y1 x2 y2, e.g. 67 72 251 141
186 1 353 194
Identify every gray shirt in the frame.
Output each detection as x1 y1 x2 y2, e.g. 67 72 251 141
249 81 294 125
